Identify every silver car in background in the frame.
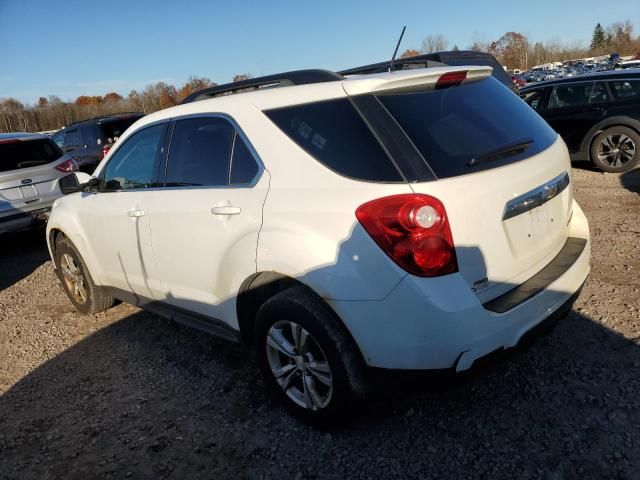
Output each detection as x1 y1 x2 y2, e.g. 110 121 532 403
0 133 77 234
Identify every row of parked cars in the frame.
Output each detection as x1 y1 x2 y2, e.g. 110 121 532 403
0 50 637 424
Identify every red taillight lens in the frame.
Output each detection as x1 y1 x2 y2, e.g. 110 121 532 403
101 145 111 159
435 70 468 89
55 159 78 172
356 194 457 277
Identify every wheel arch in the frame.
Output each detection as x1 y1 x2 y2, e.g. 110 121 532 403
581 116 640 160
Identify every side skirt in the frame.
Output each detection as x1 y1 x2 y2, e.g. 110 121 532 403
103 287 241 343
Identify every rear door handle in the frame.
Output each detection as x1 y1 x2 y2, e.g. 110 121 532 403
127 209 145 217
211 205 241 215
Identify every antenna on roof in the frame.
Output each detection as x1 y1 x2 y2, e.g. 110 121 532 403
389 26 407 73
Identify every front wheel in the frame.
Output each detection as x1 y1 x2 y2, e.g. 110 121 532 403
590 126 640 173
254 287 367 425
54 236 114 314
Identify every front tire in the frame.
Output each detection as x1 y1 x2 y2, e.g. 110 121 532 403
54 236 114 315
590 126 640 173
254 286 367 425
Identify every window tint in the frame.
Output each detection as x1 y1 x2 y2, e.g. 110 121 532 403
63 129 80 151
548 83 592 108
0 138 63 173
80 125 99 147
377 77 558 179
230 135 259 184
610 80 640 100
52 131 64 148
165 117 234 187
522 90 543 111
102 124 164 191
590 82 608 103
266 98 402 182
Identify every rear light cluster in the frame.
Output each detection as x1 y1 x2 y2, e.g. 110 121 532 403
356 194 457 277
101 145 112 159
55 159 78 172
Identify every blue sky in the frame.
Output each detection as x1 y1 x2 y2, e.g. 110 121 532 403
1 0 638 103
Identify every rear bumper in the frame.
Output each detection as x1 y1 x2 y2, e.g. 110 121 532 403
0 205 53 234
329 201 590 371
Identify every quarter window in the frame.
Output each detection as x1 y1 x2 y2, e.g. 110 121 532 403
63 129 80 151
101 124 165 191
165 117 234 187
230 135 259 184
610 80 640 100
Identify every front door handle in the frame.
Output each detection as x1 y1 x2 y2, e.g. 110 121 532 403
211 205 241 215
127 209 145 217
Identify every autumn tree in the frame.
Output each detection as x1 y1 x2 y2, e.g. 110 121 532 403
400 49 420 58
103 92 124 103
421 34 448 53
490 32 529 70
38 97 48 108
233 74 252 82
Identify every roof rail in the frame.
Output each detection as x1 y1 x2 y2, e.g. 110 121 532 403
180 69 344 104
69 112 143 125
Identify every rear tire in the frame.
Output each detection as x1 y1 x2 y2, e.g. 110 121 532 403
54 236 114 315
590 126 640 173
254 286 368 426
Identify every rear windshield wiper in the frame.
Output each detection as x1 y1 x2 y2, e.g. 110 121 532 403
467 138 534 168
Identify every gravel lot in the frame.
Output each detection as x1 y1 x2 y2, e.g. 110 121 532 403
1 165 639 479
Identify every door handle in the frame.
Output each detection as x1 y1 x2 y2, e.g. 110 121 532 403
127 209 145 217
211 205 241 215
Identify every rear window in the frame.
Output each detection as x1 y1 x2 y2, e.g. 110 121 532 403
100 118 140 140
265 98 403 182
0 138 63 173
377 77 558 179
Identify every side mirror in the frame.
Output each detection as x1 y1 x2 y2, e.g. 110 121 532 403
59 173 98 195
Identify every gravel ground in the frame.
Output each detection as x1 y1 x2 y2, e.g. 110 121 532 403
1 165 639 479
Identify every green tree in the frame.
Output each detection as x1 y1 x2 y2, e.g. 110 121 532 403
591 23 605 50
452 44 459 51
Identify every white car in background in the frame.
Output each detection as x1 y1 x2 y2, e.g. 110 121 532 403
46 66 590 424
0 133 77 234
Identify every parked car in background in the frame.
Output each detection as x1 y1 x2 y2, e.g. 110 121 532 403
512 74 526 88
521 70 640 172
53 113 144 173
339 50 517 92
47 66 590 424
0 133 77 234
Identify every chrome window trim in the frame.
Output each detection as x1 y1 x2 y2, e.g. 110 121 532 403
503 172 570 221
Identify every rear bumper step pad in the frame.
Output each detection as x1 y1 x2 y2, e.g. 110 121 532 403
483 237 587 314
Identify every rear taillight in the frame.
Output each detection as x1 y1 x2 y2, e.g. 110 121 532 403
55 159 78 172
101 145 111 159
356 194 457 277
435 70 468 89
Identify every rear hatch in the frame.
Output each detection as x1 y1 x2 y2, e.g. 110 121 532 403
344 69 573 302
0 137 65 215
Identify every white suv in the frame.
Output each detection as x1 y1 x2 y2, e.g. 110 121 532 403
46 66 590 423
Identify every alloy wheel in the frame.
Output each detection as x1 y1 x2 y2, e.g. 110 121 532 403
60 253 87 304
265 320 333 410
597 133 636 168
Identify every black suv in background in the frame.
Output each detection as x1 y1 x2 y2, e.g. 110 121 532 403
52 113 143 172
339 50 516 92
520 70 640 172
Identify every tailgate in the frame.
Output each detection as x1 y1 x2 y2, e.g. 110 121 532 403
411 139 573 302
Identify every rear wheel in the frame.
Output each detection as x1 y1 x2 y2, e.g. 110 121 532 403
54 236 114 314
254 286 367 425
590 126 640 173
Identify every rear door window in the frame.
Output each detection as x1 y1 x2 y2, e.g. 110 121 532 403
80 125 100 147
265 98 403 182
0 138 63 173
165 117 234 187
63 129 80 152
548 83 593 109
521 89 544 111
377 77 558 179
